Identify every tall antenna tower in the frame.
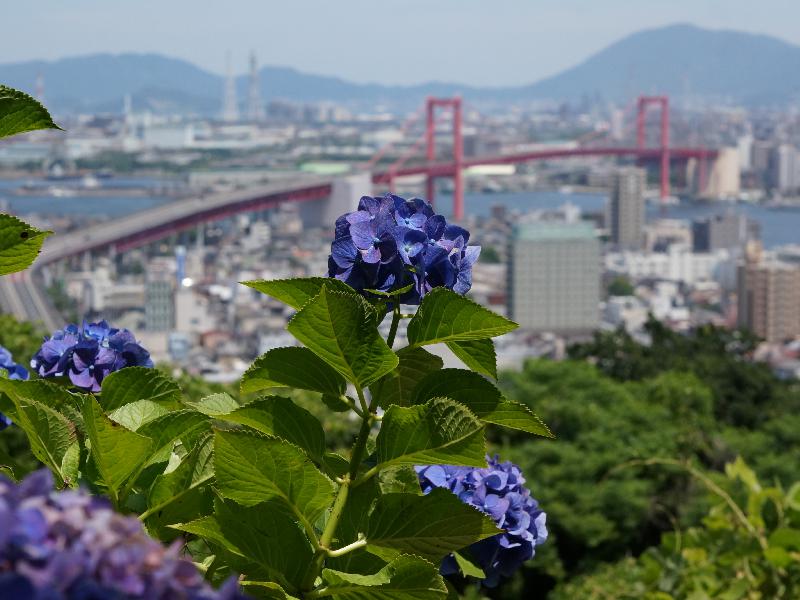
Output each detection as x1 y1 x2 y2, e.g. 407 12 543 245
35 73 45 104
247 51 265 122
221 52 239 122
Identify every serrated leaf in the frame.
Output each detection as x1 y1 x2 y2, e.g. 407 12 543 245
366 489 499 563
0 85 61 139
446 339 497 380
241 347 346 396
137 410 211 465
100 367 182 411
218 396 326 463
214 429 335 525
407 288 517 347
242 277 355 310
287 286 398 388
0 380 77 486
0 378 84 429
376 397 486 469
0 213 52 276
184 392 240 416
371 347 444 409
378 466 426 496
175 498 313 592
108 399 170 431
145 434 214 540
321 555 448 600
413 369 553 438
83 395 153 498
452 552 485 579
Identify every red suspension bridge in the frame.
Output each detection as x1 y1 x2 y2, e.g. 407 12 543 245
371 94 716 221
0 94 718 328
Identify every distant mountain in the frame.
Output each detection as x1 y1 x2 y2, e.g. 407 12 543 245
519 23 800 104
1 24 799 115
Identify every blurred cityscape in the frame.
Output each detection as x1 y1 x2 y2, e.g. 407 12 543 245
2 47 800 382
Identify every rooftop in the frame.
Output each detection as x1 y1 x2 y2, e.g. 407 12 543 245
512 220 597 242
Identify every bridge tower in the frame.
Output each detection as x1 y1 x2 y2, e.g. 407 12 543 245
635 95 670 201
425 96 464 221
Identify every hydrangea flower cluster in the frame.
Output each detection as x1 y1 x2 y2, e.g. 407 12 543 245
31 321 153 392
416 456 548 587
0 469 247 600
0 344 29 430
328 194 480 303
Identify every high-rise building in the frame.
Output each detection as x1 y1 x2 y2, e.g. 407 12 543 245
246 51 265 122
692 213 757 253
221 52 239 122
508 221 600 333
701 147 741 199
737 258 800 343
609 167 646 250
145 280 175 332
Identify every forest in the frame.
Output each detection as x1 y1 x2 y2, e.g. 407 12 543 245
3 313 798 598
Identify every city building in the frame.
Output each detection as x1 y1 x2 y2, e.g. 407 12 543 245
508 221 600 333
738 258 800 343
609 167 646 250
701 147 741 199
692 213 756 253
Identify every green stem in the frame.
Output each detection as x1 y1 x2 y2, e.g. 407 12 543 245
326 536 367 557
348 386 374 481
386 303 401 349
301 479 351 591
301 382 378 594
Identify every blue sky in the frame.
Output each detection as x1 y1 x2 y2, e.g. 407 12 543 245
5 0 800 86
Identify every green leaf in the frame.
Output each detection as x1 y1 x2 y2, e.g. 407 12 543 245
175 498 313 592
137 410 211 465
83 395 153 497
108 400 170 431
145 434 215 540
0 380 77 486
0 85 61 139
241 277 355 310
378 466 426 495
184 392 240 416
0 213 52 276
241 347 346 396
366 489 499 563
287 286 398 388
101 367 182 411
371 347 444 409
214 429 335 525
218 396 326 463
376 397 486 469
452 552 485 579
321 555 448 600
406 288 517 347
446 339 497 380
413 369 553 438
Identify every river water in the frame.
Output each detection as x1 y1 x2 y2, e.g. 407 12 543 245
1 179 798 249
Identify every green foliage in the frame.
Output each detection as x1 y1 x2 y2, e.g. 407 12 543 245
552 459 800 599
0 84 61 139
607 275 634 296
2 274 546 598
0 213 52 276
0 87 59 275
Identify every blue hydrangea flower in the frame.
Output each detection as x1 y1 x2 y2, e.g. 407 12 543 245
416 456 548 587
0 469 248 599
31 321 153 392
0 345 29 430
328 194 480 303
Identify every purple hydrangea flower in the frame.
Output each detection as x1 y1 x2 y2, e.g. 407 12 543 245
0 469 248 600
30 321 153 392
0 345 29 430
416 456 548 587
328 194 480 303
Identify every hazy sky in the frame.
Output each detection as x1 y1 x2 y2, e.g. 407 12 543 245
5 0 800 86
